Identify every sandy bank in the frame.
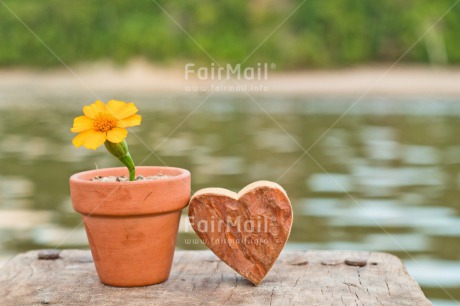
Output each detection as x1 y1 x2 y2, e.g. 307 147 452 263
1 61 460 96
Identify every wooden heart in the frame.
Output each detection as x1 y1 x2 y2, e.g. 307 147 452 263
188 181 293 285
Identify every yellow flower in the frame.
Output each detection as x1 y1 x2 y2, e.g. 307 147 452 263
71 100 141 150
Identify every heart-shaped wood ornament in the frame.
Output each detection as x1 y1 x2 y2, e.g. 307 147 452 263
188 181 293 285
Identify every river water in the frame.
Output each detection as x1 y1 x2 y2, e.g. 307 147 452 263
0 94 459 304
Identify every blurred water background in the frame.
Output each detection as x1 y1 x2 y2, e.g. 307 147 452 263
0 94 459 303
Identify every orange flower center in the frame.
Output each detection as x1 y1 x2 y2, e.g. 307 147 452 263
93 113 117 132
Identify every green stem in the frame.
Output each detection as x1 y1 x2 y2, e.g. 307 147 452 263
104 140 136 181
120 153 136 181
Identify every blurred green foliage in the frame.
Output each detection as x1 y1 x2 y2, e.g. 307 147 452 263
1 0 460 68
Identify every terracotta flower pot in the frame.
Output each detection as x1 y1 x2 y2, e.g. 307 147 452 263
69 166 191 287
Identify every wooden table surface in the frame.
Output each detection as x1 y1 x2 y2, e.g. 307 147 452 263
0 250 430 306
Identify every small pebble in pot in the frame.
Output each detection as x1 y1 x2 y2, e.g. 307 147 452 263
135 175 145 180
38 249 61 260
116 176 128 182
344 258 367 267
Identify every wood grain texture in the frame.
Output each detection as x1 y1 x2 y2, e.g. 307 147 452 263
188 181 293 285
0 250 431 306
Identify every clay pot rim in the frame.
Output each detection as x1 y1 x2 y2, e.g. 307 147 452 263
70 166 191 217
70 166 190 186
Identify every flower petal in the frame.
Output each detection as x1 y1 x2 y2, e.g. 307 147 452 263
72 130 106 150
71 116 94 133
106 127 128 143
106 100 127 116
108 101 138 119
117 114 142 128
72 130 92 148
83 100 105 119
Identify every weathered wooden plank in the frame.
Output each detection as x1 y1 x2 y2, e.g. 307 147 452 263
0 250 430 306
